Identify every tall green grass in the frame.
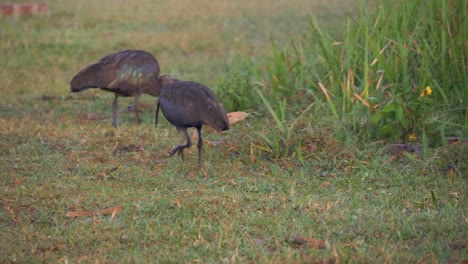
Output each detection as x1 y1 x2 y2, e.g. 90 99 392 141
319 0 468 141
227 0 467 156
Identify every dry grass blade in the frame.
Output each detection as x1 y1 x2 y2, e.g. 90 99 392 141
370 42 391 66
318 81 332 101
354 92 373 111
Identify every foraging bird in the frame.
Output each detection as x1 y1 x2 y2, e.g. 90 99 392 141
70 49 160 127
156 75 229 167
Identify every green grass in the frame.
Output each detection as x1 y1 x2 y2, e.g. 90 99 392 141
1 0 466 263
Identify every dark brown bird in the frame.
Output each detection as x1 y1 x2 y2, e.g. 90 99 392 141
70 49 160 127
156 75 229 167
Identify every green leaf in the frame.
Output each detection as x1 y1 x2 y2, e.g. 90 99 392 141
372 112 383 124
400 116 409 129
422 128 429 159
382 101 396 113
395 104 404 122
380 124 395 135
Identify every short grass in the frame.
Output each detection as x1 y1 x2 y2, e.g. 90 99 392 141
0 0 466 263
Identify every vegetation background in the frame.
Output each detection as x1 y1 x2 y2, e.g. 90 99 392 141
0 0 466 263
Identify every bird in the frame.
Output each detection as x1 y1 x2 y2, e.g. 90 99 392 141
70 49 160 127
156 75 229 167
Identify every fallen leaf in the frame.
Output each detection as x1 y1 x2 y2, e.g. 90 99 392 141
285 236 326 249
37 244 65 253
448 192 459 200
66 206 123 218
96 172 106 179
172 198 183 208
66 211 94 217
451 239 467 250
446 137 468 147
444 165 456 176
371 139 386 145
381 155 399 166
206 139 226 146
227 111 249 125
385 143 423 158
41 95 55 101
305 237 327 249
201 167 208 177
186 171 196 178
320 182 332 188
302 143 317 153
446 137 460 145
114 144 144 153
110 207 119 219
214 177 238 186
87 114 98 120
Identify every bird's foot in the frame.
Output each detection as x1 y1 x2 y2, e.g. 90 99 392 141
167 145 187 160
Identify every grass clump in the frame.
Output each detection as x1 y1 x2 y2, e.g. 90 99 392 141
240 0 467 148
331 0 468 141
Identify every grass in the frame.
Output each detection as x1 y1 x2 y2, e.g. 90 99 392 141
1 0 466 263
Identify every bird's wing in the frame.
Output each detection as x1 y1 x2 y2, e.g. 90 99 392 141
70 50 160 95
105 51 160 90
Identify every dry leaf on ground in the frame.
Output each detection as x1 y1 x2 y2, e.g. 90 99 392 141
320 182 332 188
227 111 248 125
285 236 327 249
66 206 123 218
385 143 423 158
214 177 238 186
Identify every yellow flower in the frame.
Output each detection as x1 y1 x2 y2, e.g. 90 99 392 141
408 133 418 141
420 86 432 97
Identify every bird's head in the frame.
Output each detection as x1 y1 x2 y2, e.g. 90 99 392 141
159 75 183 89
159 75 175 86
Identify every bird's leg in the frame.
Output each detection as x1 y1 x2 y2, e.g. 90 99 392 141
155 102 160 126
133 95 141 124
112 94 118 128
167 128 192 161
196 126 204 167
